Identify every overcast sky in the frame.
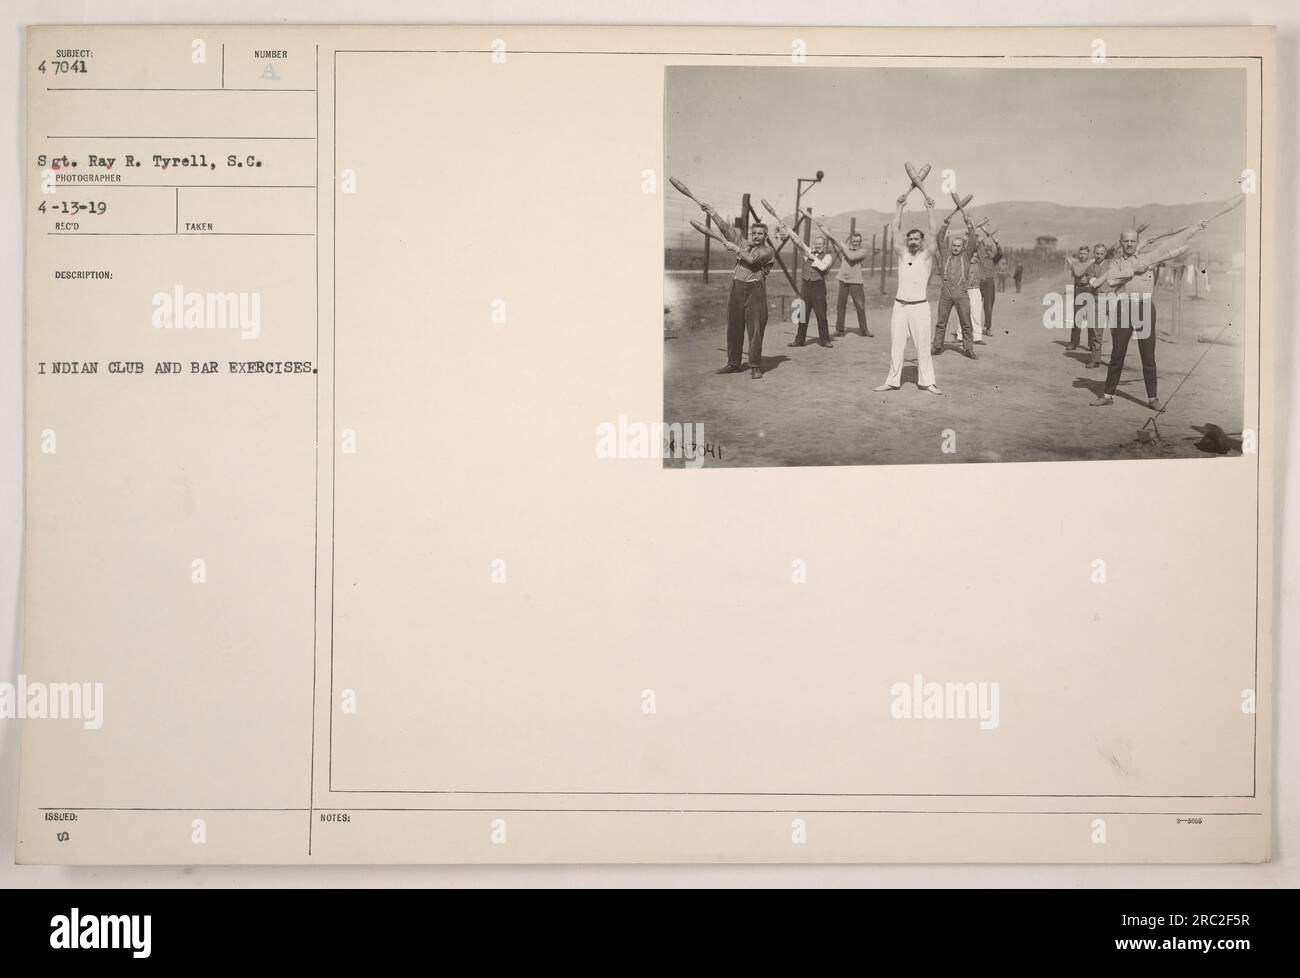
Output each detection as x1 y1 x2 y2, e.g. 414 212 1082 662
665 66 1247 216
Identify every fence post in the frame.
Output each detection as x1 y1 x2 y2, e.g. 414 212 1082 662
799 207 812 284
879 223 889 294
1171 264 1183 343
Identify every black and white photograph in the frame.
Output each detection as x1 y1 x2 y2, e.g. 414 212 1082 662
665 65 1251 466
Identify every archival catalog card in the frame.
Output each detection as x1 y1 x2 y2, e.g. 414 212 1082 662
18 25 1275 863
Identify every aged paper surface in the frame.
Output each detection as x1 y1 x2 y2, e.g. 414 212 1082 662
18 25 1274 863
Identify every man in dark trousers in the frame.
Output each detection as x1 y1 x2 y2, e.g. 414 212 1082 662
789 235 835 348
1064 245 1097 355
699 202 776 379
1013 261 1024 292
817 222 872 337
977 236 1003 336
1082 242 1110 368
931 211 981 360
1090 228 1162 410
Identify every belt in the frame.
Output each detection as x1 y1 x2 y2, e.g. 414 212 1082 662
895 297 928 305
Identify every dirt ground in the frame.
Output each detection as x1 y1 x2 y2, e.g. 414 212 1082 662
663 266 1245 467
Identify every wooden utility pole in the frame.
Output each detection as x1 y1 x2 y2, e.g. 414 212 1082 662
1170 264 1183 343
800 207 812 283
879 223 889 294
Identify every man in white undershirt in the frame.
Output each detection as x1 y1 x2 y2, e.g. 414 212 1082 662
875 194 943 394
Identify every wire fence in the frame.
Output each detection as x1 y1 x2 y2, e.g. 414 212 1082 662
667 184 1239 347
666 186 1234 310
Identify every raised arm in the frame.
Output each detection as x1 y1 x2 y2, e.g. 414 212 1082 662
1138 225 1188 254
892 197 907 256
1091 256 1133 290
815 221 844 254
924 196 940 256
841 239 867 262
962 215 979 258
700 203 741 245
781 222 816 259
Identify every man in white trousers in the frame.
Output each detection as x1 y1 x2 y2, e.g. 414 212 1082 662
949 245 984 345
875 193 943 394
953 237 994 344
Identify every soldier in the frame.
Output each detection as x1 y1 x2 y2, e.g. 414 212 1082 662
699 202 776 379
963 246 985 343
874 194 943 394
1089 228 1162 410
1084 242 1110 368
1064 245 1098 357
977 235 1003 337
817 222 872 337
790 234 835 348
931 210 981 360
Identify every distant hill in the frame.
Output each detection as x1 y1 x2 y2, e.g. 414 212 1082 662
818 199 1243 257
673 198 1244 259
